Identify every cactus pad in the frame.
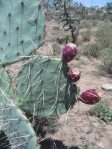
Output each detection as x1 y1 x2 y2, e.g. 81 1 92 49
0 69 39 148
16 56 68 116
0 68 13 103
0 0 45 65
0 103 39 149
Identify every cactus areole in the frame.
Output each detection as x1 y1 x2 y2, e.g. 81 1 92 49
62 43 77 63
80 89 101 104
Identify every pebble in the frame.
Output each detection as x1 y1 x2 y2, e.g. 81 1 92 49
97 143 105 149
101 84 112 91
92 122 100 128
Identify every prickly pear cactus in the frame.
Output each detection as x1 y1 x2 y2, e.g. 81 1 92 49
0 69 39 148
0 0 45 65
16 56 77 116
0 68 13 102
0 103 39 149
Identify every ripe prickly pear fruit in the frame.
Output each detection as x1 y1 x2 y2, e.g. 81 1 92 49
67 69 80 83
79 89 101 104
62 43 77 63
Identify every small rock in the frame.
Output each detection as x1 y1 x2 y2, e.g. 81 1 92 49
92 122 100 128
101 84 112 91
80 136 85 140
97 143 105 149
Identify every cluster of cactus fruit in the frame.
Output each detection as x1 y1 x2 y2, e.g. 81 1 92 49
0 1 101 148
62 43 101 105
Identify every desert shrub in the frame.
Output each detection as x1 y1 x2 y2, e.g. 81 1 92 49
81 29 91 41
91 20 98 26
100 48 112 75
52 26 60 31
80 20 91 28
52 44 61 55
56 38 65 44
96 25 112 49
83 43 101 58
87 101 112 124
108 15 112 21
56 35 70 44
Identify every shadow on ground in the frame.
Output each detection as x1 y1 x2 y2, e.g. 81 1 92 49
40 138 80 149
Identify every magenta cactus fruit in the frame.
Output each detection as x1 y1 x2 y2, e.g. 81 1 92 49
79 89 101 104
67 69 80 83
62 43 77 63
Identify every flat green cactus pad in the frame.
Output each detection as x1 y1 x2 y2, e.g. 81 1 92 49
16 56 67 116
0 0 45 65
0 103 39 149
0 68 13 103
0 69 39 148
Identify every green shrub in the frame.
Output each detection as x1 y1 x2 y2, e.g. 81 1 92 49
91 20 98 26
108 15 112 21
87 101 112 124
52 44 61 55
83 43 101 58
81 29 91 41
53 26 60 31
101 48 112 75
80 20 90 28
96 25 112 49
56 36 70 44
